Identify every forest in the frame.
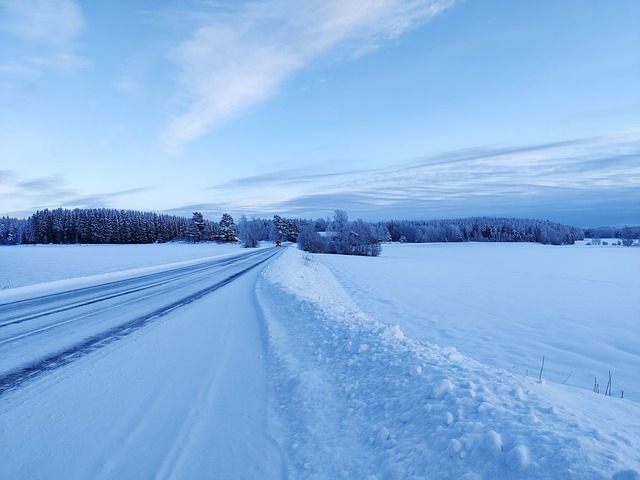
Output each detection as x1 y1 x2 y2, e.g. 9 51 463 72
1 207 637 256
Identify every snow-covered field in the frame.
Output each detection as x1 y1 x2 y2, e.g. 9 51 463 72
1 241 639 479
317 242 640 400
0 242 242 290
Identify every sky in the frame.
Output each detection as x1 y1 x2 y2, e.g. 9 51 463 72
1 0 638 227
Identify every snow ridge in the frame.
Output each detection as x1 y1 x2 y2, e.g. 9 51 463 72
258 247 640 480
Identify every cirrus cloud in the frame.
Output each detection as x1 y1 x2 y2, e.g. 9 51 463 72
188 131 640 226
161 0 456 151
0 0 86 92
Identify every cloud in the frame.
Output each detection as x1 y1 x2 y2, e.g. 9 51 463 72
60 188 150 209
0 170 17 196
10 174 77 206
210 132 640 225
17 175 68 191
1 0 83 44
161 0 455 150
0 169 15 181
0 0 85 86
219 132 640 191
0 172 150 217
211 165 370 189
163 202 237 219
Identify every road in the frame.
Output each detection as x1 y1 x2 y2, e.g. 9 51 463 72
0 246 286 479
0 247 279 395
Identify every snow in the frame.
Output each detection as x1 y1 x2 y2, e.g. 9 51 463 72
0 242 245 290
259 245 639 478
1 248 284 479
1 241 639 479
0 242 260 302
316 242 640 400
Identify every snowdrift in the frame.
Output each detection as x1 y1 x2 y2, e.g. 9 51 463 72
259 247 640 480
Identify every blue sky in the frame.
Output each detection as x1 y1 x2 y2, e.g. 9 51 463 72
1 0 638 227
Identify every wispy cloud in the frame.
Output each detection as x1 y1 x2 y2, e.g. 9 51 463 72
161 0 455 151
201 132 640 225
0 0 85 87
212 165 371 189
60 188 150 209
0 171 150 217
0 170 17 196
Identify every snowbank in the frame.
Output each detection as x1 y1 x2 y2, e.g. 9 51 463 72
318 242 640 400
259 247 640 479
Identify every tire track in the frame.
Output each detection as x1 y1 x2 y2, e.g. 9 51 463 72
0 248 270 327
0 249 279 397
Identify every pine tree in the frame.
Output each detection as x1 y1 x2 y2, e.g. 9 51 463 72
218 214 238 243
187 212 205 243
272 215 300 242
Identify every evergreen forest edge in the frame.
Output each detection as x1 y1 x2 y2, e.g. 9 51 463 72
1 208 638 256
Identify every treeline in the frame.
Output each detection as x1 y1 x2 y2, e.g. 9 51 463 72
294 213 586 257
583 226 639 246
382 217 585 246
0 209 603 253
0 209 303 247
0 216 25 245
0 208 230 245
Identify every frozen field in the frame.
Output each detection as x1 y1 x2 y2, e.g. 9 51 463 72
0 242 243 290
318 241 640 400
261 243 640 478
1 240 639 479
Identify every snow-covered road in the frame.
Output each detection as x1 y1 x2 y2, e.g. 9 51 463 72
0 247 285 478
0 247 280 395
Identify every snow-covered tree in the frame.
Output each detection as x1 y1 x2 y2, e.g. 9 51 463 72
272 215 300 242
297 211 382 257
187 212 205 243
0 216 26 245
621 226 636 247
330 210 351 254
238 216 266 248
374 223 392 243
217 213 238 243
19 208 194 244
348 219 382 256
385 217 583 245
297 224 328 253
